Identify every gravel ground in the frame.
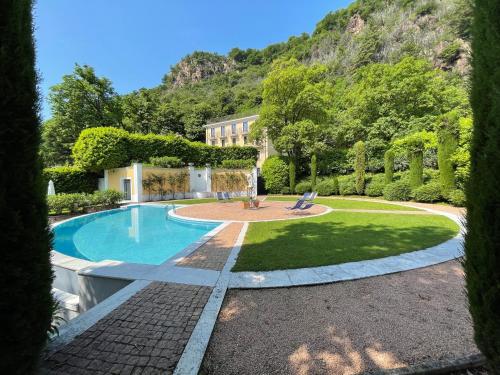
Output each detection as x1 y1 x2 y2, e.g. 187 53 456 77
202 260 478 375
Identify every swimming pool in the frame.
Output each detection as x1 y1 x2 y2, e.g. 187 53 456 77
52 205 220 265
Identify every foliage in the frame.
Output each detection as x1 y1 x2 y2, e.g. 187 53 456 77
448 189 466 207
412 182 442 203
365 174 386 197
211 171 247 193
338 174 357 195
295 181 312 195
221 159 255 169
149 156 184 168
384 150 395 184
353 141 366 194
42 64 123 165
43 166 98 194
383 180 412 201
47 190 122 214
464 0 500 371
437 111 459 195
261 156 289 194
409 150 424 189
0 2 53 371
310 154 318 189
73 127 130 172
47 297 66 340
451 117 472 190
315 177 339 196
289 160 297 193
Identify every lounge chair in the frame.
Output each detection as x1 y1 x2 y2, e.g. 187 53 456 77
300 203 314 210
222 192 231 200
216 192 224 200
286 199 305 210
299 192 311 201
307 192 318 201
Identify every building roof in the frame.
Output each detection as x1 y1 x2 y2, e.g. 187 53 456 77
203 114 259 128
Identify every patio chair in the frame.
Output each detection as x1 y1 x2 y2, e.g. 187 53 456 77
300 203 314 210
307 192 318 201
216 192 224 200
222 192 231 200
286 199 305 210
299 192 311 201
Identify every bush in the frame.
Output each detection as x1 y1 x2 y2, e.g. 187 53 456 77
43 166 98 194
353 141 366 195
261 156 289 194
383 180 412 201
315 177 339 196
73 127 130 172
295 181 312 195
90 190 123 206
365 174 386 197
149 156 184 168
221 159 255 169
384 150 395 184
72 127 259 171
412 182 442 203
47 190 122 214
448 189 466 207
338 174 357 195
423 168 440 183
280 187 291 195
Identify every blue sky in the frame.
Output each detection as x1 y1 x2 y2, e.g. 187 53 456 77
34 0 352 119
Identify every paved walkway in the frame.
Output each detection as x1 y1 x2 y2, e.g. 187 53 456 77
43 282 212 374
174 200 328 222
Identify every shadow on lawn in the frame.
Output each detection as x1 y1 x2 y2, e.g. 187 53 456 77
234 219 458 271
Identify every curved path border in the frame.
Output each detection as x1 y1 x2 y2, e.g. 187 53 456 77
228 203 465 289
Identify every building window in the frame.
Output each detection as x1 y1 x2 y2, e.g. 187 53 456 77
211 140 216 146
232 137 237 145
243 135 248 145
221 139 225 147
220 126 225 137
231 123 237 135
242 121 249 133
210 127 215 138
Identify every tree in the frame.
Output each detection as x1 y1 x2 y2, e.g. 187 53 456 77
42 64 123 165
384 150 394 184
437 111 459 196
251 58 330 191
0 1 53 372
353 141 366 195
464 0 500 372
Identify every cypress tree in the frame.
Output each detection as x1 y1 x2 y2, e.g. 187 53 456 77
289 159 296 193
353 141 366 195
464 0 500 372
0 1 53 373
310 153 317 190
409 150 424 189
384 150 394 185
437 114 458 196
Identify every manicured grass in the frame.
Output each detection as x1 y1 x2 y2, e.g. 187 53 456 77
233 211 459 271
267 196 421 211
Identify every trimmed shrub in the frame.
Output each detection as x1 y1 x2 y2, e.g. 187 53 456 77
438 128 458 196
409 150 424 189
353 141 366 195
383 180 412 201
365 174 386 197
73 127 130 172
423 168 440 183
310 154 317 189
72 128 259 171
0 2 53 371
464 2 500 369
316 177 339 196
412 182 442 203
149 156 184 168
384 150 394 184
295 181 312 195
43 166 98 194
47 190 123 214
280 186 291 195
221 159 255 169
338 174 357 195
448 189 466 207
289 159 296 193
261 156 289 194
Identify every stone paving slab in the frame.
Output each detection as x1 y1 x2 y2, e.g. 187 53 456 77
43 282 212 375
176 222 243 271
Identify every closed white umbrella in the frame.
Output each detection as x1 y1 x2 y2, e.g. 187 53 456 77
47 180 55 196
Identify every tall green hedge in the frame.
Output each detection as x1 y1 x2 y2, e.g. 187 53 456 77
409 150 424 189
384 150 394 184
72 127 258 171
43 166 98 194
353 141 366 195
464 0 500 372
0 1 53 372
437 112 459 196
261 156 289 194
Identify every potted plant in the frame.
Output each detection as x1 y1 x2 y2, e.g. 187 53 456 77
242 197 250 209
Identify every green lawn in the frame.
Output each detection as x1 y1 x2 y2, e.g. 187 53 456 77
267 196 421 211
232 211 459 271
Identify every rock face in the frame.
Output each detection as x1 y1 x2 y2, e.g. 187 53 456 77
165 51 234 87
346 14 365 34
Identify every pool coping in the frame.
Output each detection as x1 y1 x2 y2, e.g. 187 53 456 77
50 203 227 286
228 204 466 288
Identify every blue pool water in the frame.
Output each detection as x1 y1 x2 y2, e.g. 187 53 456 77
53 205 219 265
